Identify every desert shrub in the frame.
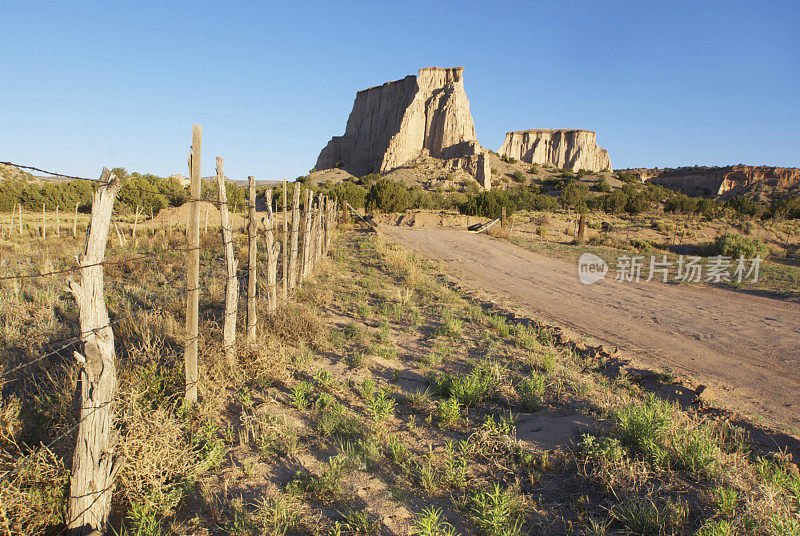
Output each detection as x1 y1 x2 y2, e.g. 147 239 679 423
594 177 612 193
702 233 771 259
365 178 412 213
725 196 768 219
625 192 651 215
510 170 526 183
559 180 589 211
601 189 629 214
617 171 639 183
535 226 547 236
459 190 515 219
333 180 369 210
500 154 517 164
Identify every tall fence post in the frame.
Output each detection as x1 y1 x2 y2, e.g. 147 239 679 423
289 184 300 290
72 201 79 238
246 175 258 345
67 168 123 535
185 124 202 405
282 178 288 299
55 204 60 237
217 157 238 364
42 203 46 238
300 189 312 283
501 206 507 228
264 189 279 313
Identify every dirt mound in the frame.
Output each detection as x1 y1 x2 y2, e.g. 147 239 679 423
146 202 247 228
374 210 488 229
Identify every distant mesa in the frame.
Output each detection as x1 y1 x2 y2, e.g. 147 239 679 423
498 129 612 172
631 165 800 201
316 66 491 189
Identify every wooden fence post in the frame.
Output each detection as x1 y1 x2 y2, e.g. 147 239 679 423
66 167 123 535
300 189 312 283
185 124 202 405
217 158 238 364
55 204 60 237
288 184 300 290
282 178 288 299
42 203 46 238
577 213 586 243
264 189 279 313
73 202 79 238
18 205 23 236
246 175 257 344
501 206 507 228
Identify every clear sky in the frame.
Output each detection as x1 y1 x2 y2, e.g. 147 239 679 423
1 0 798 180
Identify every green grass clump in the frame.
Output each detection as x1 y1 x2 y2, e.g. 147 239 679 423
411 507 460 536
580 434 627 465
516 373 547 411
471 483 524 536
437 397 462 426
615 394 674 465
434 371 494 407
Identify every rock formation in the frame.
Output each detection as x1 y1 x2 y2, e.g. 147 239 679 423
316 67 491 188
498 129 612 172
633 165 800 201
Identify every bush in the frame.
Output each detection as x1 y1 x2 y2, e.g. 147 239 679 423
365 178 412 213
459 190 515 219
594 177 612 193
703 233 770 259
559 180 589 210
510 170 526 183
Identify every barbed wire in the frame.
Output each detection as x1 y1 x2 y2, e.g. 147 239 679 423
0 161 317 210
0 243 220 281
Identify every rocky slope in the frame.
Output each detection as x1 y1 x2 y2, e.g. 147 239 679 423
316 67 491 188
498 129 612 172
631 165 800 201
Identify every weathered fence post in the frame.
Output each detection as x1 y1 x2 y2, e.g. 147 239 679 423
300 189 312 283
55 204 60 237
289 184 300 290
264 189 279 313
577 213 586 243
217 158 238 364
246 175 258 345
42 203 46 238
185 124 202 405
342 200 349 224
501 206 507 229
18 205 22 237
67 167 123 536
282 178 288 299
73 202 79 238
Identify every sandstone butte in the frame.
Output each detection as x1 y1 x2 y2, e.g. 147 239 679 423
631 165 800 201
497 129 613 173
316 66 492 189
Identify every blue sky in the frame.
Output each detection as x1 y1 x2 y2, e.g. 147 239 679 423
1 0 798 180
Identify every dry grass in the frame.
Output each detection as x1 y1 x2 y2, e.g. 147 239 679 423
1 222 798 535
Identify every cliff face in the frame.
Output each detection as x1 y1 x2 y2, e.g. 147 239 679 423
316 67 490 188
635 165 800 201
498 129 612 172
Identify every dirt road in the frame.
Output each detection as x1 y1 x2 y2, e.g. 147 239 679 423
382 226 800 436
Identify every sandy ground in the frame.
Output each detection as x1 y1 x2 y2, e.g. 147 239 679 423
381 226 800 437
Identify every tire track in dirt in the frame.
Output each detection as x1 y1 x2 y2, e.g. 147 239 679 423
382 226 800 437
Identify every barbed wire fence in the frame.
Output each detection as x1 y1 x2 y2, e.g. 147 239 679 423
0 125 342 534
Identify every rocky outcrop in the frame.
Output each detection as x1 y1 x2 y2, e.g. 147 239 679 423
634 165 800 201
316 67 491 188
498 129 612 172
